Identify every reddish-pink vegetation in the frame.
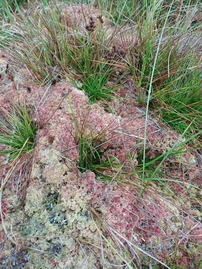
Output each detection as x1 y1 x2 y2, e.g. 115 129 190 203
0 199 9 222
0 69 201 267
0 231 6 260
79 170 202 263
49 258 59 267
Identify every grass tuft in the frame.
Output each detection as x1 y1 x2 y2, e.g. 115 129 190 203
1 2 117 101
78 133 120 181
122 0 201 140
154 58 202 137
0 104 37 160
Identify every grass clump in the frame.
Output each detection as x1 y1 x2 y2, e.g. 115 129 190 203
154 58 202 136
78 63 114 102
67 34 115 102
123 0 201 138
78 134 119 181
0 104 37 160
69 102 119 180
1 2 116 102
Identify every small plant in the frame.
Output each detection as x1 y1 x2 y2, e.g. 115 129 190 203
154 58 202 137
78 134 120 180
68 34 115 101
79 63 114 102
69 103 120 180
0 104 37 160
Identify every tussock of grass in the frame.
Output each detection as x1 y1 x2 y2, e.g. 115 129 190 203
77 131 121 180
78 136 107 173
67 34 115 101
1 2 117 101
0 104 37 160
154 58 202 135
80 64 114 102
121 0 201 139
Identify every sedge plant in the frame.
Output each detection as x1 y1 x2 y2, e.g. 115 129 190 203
68 101 121 180
78 135 120 180
153 57 202 138
0 104 37 160
122 0 201 142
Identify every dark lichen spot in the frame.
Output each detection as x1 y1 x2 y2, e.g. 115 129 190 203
45 192 59 211
58 158 66 164
52 244 62 254
84 211 90 218
49 212 68 230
